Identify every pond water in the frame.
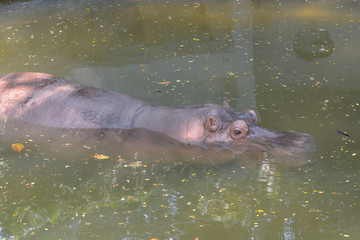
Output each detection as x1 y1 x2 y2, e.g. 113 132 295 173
0 0 359 239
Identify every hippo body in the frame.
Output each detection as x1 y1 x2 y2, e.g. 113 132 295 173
0 72 315 163
0 72 151 129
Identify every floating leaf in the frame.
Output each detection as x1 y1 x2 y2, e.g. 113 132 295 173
11 143 24 152
153 81 171 85
94 154 109 160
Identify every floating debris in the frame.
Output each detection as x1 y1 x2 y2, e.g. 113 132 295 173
337 131 350 138
11 143 24 152
94 154 110 159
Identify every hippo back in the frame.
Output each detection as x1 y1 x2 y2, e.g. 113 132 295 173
0 72 150 129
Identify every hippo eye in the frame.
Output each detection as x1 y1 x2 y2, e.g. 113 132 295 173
231 128 244 139
229 120 248 139
234 130 242 135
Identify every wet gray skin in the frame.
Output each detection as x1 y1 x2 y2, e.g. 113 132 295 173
218 107 316 160
0 72 315 163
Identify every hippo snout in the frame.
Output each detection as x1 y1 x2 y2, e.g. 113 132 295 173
252 129 316 160
222 126 316 163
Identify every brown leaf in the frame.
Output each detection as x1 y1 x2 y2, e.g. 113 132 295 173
94 154 110 160
11 143 24 152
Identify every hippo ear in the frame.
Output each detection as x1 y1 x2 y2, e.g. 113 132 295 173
236 110 258 124
206 116 219 132
247 110 258 124
223 97 230 108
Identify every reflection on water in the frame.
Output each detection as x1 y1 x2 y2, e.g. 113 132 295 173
0 0 359 239
293 27 334 60
257 159 277 196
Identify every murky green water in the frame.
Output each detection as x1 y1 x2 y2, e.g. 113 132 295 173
0 0 359 239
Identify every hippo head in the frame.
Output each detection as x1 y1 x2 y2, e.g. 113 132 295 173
188 98 315 162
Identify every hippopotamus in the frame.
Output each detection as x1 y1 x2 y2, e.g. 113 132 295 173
0 72 315 164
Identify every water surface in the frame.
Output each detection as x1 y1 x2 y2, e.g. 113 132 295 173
0 0 359 239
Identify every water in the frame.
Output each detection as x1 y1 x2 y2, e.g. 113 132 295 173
0 0 359 239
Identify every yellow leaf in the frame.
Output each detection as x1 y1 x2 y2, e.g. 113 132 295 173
156 81 171 85
94 154 109 160
11 143 24 152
